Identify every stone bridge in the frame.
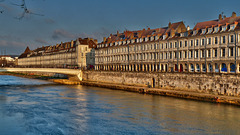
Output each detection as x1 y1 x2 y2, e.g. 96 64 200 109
0 68 83 81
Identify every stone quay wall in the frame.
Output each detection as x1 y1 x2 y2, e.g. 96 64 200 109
82 71 240 96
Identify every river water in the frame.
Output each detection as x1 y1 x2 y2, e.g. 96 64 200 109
0 75 240 135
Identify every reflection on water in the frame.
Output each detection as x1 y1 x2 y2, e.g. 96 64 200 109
0 75 240 134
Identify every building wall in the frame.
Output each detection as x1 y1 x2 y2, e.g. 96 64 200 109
18 45 95 69
95 30 240 73
83 71 240 96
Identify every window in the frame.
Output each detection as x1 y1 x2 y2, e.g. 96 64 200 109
202 39 205 45
180 41 182 47
215 37 218 44
230 35 234 43
222 36 226 44
214 27 219 33
165 43 168 49
191 40 193 46
207 28 213 34
230 47 234 56
201 50 205 58
195 50 198 58
185 51 187 58
221 26 226 32
175 42 177 48
174 52 177 58
208 38 211 45
221 48 225 57
196 39 199 46
185 41 187 47
170 43 172 48
179 51 182 58
208 50 211 57
189 50 193 58
214 49 217 57
202 29 206 34
170 52 172 59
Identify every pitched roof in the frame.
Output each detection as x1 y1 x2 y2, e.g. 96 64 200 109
102 21 185 44
193 15 240 30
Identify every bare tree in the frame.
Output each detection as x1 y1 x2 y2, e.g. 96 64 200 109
12 0 44 19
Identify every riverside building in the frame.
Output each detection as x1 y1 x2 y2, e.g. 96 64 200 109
18 38 97 69
95 12 240 73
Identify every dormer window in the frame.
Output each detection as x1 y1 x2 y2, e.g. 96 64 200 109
131 39 134 44
145 37 148 42
155 36 158 40
123 41 126 45
109 43 112 46
127 40 130 44
151 36 154 41
115 42 118 46
214 27 219 33
140 38 143 42
118 41 121 45
201 29 206 34
207 28 213 34
180 33 184 37
136 38 139 43
105 44 107 47
163 35 167 40
193 30 198 35
229 24 236 31
221 26 226 32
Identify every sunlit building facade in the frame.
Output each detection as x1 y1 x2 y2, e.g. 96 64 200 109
95 12 240 73
18 38 97 69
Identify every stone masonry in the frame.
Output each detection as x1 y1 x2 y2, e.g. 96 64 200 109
82 71 240 96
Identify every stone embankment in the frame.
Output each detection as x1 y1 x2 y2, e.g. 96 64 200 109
2 70 240 106
80 80 240 106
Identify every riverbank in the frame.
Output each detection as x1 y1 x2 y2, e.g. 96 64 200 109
0 72 80 85
1 71 240 106
80 80 240 106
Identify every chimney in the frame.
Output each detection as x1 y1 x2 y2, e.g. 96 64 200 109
71 40 74 47
168 22 172 28
117 31 119 36
223 15 226 19
219 14 223 21
232 12 237 17
94 39 98 44
187 25 190 31
103 37 106 42
147 27 150 30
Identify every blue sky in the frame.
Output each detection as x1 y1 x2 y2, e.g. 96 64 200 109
0 0 240 55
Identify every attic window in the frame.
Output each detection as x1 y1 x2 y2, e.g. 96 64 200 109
229 24 236 31
214 27 219 33
163 35 167 40
145 37 148 42
193 30 198 35
221 26 226 32
207 28 213 34
201 29 206 34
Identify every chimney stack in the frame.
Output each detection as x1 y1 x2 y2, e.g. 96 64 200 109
232 12 237 17
187 25 190 31
117 31 119 36
219 14 223 21
168 22 172 28
103 37 106 42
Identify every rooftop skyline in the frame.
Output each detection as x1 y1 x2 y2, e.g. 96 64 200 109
0 0 240 55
